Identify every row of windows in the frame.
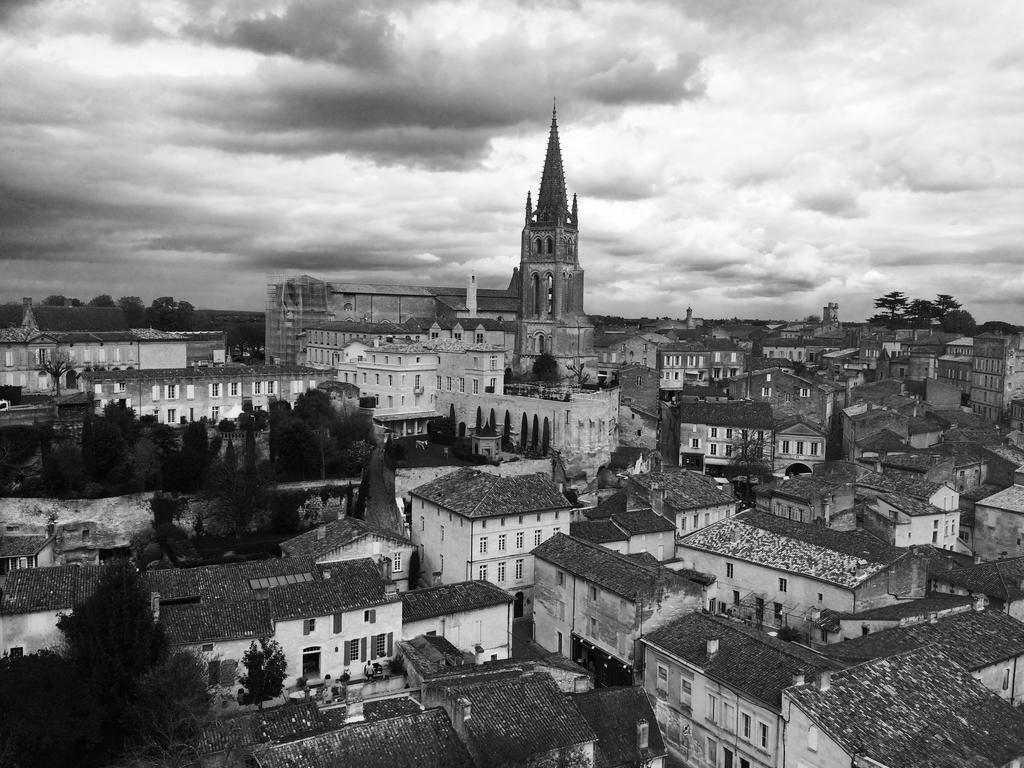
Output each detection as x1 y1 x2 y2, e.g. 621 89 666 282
301 607 380 636
479 526 558 553
476 559 525 582
150 381 299 400
779 440 820 456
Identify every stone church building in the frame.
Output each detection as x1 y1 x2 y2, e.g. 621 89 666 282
267 108 597 378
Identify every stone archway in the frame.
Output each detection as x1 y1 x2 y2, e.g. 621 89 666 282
785 462 812 476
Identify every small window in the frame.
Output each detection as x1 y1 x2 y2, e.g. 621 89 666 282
364 609 376 624
333 613 343 634
726 562 734 578
808 725 819 752
8 647 24 659
303 618 316 635
589 585 598 601
779 578 788 593
201 643 214 652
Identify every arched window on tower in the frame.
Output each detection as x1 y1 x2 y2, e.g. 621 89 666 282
535 238 542 254
545 273 554 316
563 273 572 312
546 236 553 254
532 273 542 317
536 334 545 354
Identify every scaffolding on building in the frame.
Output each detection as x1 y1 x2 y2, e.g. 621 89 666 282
266 274 334 365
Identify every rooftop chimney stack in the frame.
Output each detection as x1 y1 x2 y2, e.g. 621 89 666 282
150 592 160 621
817 670 831 691
792 672 805 687
636 718 649 751
466 274 478 317
346 697 365 724
457 697 472 726
316 524 327 541
706 638 719 657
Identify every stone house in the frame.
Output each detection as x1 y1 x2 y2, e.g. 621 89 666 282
400 580 514 662
668 401 775 474
571 492 677 561
0 564 101 656
773 416 827 474
627 469 738 538
929 556 1024 621
675 510 927 636
532 533 710 687
0 532 55 579
409 468 574 618
757 475 854 526
972 483 1024 561
860 491 961 550
641 612 840 768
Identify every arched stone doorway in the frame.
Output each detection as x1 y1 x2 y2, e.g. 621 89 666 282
785 463 812 476
513 591 525 618
458 422 467 437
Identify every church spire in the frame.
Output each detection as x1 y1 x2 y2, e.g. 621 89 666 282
534 101 569 226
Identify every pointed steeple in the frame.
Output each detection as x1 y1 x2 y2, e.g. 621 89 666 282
525 190 532 224
534 101 570 226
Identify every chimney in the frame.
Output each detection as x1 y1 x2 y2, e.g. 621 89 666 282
381 555 393 583
315 524 327 541
651 483 665 515
466 275 478 317
706 638 719 657
150 592 160 621
928 611 938 624
346 697 365 724
972 593 986 612
791 672 805 687
636 718 649 751
433 570 443 586
816 670 831 691
457 696 472 726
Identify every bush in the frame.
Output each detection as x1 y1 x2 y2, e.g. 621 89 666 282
218 419 237 433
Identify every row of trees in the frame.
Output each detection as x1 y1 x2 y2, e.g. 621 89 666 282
868 292 977 333
36 294 196 331
0 561 289 768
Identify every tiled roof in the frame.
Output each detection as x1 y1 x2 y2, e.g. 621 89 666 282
0 535 52 558
629 469 735 512
141 557 319 601
533 533 695 601
769 476 843 503
401 580 513 623
363 696 423 721
786 646 1024 768
410 468 570 518
977 484 1024 512
571 687 666 768
678 510 907 588
280 518 412 560
0 563 102 614
675 400 775 429
877 491 942 517
930 556 1024 602
856 428 909 452
197 700 325 755
159 599 273 645
610 507 675 535
269 560 396 620
856 470 945 501
822 609 1024 670
587 488 629 518
250 709 476 768
438 672 596 765
841 594 973 621
644 613 840 708
570 519 628 544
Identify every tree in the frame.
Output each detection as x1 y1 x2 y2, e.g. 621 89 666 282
238 639 287 710
122 651 211 765
933 294 962 316
728 429 772 503
565 360 591 387
941 309 977 335
178 422 211 493
204 437 271 535
41 294 82 307
905 298 937 325
87 294 116 307
146 297 195 332
37 349 75 399
118 296 147 327
226 323 266 361
532 352 560 383
0 651 105 768
872 291 908 321
57 559 168 756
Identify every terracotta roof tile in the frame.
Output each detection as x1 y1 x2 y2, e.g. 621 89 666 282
197 700 326 755
280 518 412 560
571 686 666 768
0 563 103 614
400 580 513 623
411 468 571 518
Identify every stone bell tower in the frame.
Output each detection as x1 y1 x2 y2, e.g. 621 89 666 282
514 104 596 378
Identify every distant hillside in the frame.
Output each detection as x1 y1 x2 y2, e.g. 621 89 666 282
193 309 264 331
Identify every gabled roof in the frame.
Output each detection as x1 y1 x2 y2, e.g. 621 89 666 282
401 580 513 623
270 560 396 620
571 686 667 768
876 491 943 517
29 305 129 332
856 428 910 452
197 700 326 756
611 507 676 536
569 519 628 544
250 709 476 768
678 510 908 588
437 672 596 765
644 613 840 709
675 400 775 429
160 599 274 645
0 535 53 558
0 563 103 614
821 609 1024 670
533 533 698 601
856 470 946 501
629 469 735 512
769 475 843 503
930 556 1024 602
976 484 1024 512
775 417 826 436
410 468 570 518
280 518 412 561
786 646 1024 768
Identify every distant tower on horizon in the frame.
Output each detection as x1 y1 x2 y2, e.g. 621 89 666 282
514 104 596 375
822 302 840 327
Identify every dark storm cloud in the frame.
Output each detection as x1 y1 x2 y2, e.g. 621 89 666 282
795 189 864 218
723 277 821 299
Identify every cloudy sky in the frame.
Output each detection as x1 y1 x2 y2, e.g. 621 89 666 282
2 0 1023 323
